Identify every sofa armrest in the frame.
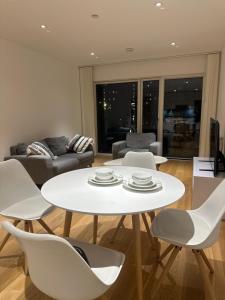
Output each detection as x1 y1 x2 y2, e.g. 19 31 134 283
4 155 54 185
112 140 127 159
149 141 162 156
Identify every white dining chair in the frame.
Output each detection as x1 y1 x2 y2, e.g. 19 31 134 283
150 179 225 299
1 220 125 300
0 159 54 254
109 151 157 244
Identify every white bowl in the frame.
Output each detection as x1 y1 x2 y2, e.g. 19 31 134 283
95 168 114 181
132 172 152 186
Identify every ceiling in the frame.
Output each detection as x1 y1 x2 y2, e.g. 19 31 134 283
1 0 225 66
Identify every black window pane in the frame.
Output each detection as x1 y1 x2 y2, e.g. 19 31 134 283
142 80 159 136
96 82 137 153
163 77 203 158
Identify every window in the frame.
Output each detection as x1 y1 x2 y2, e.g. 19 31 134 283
142 80 159 136
163 77 203 158
96 82 138 153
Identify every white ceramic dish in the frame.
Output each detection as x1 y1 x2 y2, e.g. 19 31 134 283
123 179 162 192
88 174 123 186
132 172 152 186
95 168 114 181
128 179 156 189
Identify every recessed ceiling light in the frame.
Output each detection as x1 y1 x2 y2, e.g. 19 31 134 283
40 25 47 29
90 52 95 56
91 14 99 19
126 48 134 53
170 42 176 47
155 2 163 7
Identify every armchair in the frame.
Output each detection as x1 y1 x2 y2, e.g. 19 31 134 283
112 133 162 159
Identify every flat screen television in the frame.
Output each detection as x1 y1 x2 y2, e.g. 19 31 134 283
210 118 220 176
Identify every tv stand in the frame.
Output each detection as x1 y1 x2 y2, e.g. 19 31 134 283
193 157 225 220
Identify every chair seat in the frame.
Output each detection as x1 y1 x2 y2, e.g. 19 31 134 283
1 195 52 220
151 208 211 249
67 239 125 286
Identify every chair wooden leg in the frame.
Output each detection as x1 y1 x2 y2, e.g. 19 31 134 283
193 250 216 300
63 211 73 237
111 215 126 243
37 219 55 235
0 220 20 253
93 215 98 244
28 221 34 233
199 250 214 274
152 246 181 298
159 244 175 262
147 211 156 223
24 220 30 232
141 213 156 249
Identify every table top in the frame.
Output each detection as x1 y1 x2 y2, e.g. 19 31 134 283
41 166 185 216
104 156 168 166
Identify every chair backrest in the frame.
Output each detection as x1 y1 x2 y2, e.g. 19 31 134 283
126 133 156 149
1 221 107 300
0 159 41 211
122 151 156 170
195 179 225 230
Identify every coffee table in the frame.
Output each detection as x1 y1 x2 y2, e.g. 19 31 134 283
41 166 184 300
104 156 168 170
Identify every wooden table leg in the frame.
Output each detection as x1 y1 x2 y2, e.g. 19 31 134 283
132 214 143 300
63 211 73 237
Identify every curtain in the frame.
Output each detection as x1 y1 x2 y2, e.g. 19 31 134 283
79 66 96 151
199 53 220 156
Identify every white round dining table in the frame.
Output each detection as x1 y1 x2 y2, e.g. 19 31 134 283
41 166 185 300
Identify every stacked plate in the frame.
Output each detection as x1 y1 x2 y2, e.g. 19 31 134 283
123 172 162 192
88 168 123 186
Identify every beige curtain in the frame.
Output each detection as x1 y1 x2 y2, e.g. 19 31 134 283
199 53 220 156
79 66 96 151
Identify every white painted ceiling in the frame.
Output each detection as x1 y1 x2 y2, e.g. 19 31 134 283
1 0 225 65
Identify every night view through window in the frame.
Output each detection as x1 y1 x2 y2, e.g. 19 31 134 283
96 82 137 153
142 80 159 136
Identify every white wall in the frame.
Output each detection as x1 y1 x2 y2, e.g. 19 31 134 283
94 55 206 82
217 45 225 147
0 38 81 160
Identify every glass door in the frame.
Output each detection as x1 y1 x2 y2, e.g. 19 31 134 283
163 77 203 158
96 82 138 153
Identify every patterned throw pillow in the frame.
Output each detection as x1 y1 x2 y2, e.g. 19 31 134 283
66 134 81 151
26 142 55 159
73 136 94 153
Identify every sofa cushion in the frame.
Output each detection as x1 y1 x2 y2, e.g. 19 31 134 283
52 154 79 174
126 133 156 149
26 142 55 158
67 134 81 151
118 148 149 158
15 143 29 155
73 136 94 153
45 136 68 156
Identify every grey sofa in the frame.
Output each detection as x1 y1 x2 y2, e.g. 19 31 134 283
112 133 162 159
4 136 94 185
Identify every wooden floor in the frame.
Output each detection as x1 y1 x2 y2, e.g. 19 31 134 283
1 157 225 300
